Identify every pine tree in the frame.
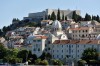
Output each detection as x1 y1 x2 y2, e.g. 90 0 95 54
50 11 56 21
84 13 91 21
57 9 60 20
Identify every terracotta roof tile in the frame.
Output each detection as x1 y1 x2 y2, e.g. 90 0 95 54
53 40 100 44
69 27 89 30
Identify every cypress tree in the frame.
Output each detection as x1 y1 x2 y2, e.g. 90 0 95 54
96 15 100 22
72 11 78 21
50 11 56 21
84 13 91 21
65 16 67 21
62 13 64 20
57 9 60 20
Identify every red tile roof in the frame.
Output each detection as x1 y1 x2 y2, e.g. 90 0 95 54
53 40 99 44
69 27 89 30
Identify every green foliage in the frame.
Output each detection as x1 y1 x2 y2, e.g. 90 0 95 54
35 58 41 65
72 11 82 22
12 18 20 22
35 59 49 65
39 52 52 60
39 60 49 65
0 29 3 37
92 15 96 20
50 11 56 21
57 8 61 20
51 59 63 65
84 13 91 21
0 44 7 59
17 50 29 62
46 53 52 59
96 15 100 22
3 48 22 64
81 48 98 61
39 52 46 60
78 60 87 66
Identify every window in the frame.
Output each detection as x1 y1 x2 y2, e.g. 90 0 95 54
72 45 73 47
72 50 73 52
37 40 41 42
77 55 79 57
33 40 36 42
57 55 59 58
62 50 63 53
53 55 54 58
86 30 88 32
72 55 73 58
62 45 63 47
84 45 86 48
62 55 63 58
67 45 68 47
92 45 94 48
77 50 79 52
36 44 38 47
38 48 40 51
33 48 36 51
48 47 50 50
77 45 79 47
79 30 80 33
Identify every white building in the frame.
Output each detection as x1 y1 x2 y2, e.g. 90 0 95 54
67 27 94 40
50 40 100 61
31 35 47 57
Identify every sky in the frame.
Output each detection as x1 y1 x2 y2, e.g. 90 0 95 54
0 0 100 29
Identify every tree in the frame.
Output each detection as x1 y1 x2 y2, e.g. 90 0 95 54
39 60 49 65
46 53 52 60
17 50 29 62
92 15 96 20
35 59 41 65
35 59 49 65
0 29 3 36
96 15 100 22
57 8 60 20
81 48 98 61
0 44 7 59
50 11 56 21
62 13 64 20
3 48 22 64
51 59 63 65
48 15 51 20
78 60 87 66
39 52 46 60
84 13 91 21
65 16 67 20
72 11 82 22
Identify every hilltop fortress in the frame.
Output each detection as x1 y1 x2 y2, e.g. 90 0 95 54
24 9 80 21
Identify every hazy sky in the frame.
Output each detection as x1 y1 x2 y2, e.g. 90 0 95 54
0 0 100 28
